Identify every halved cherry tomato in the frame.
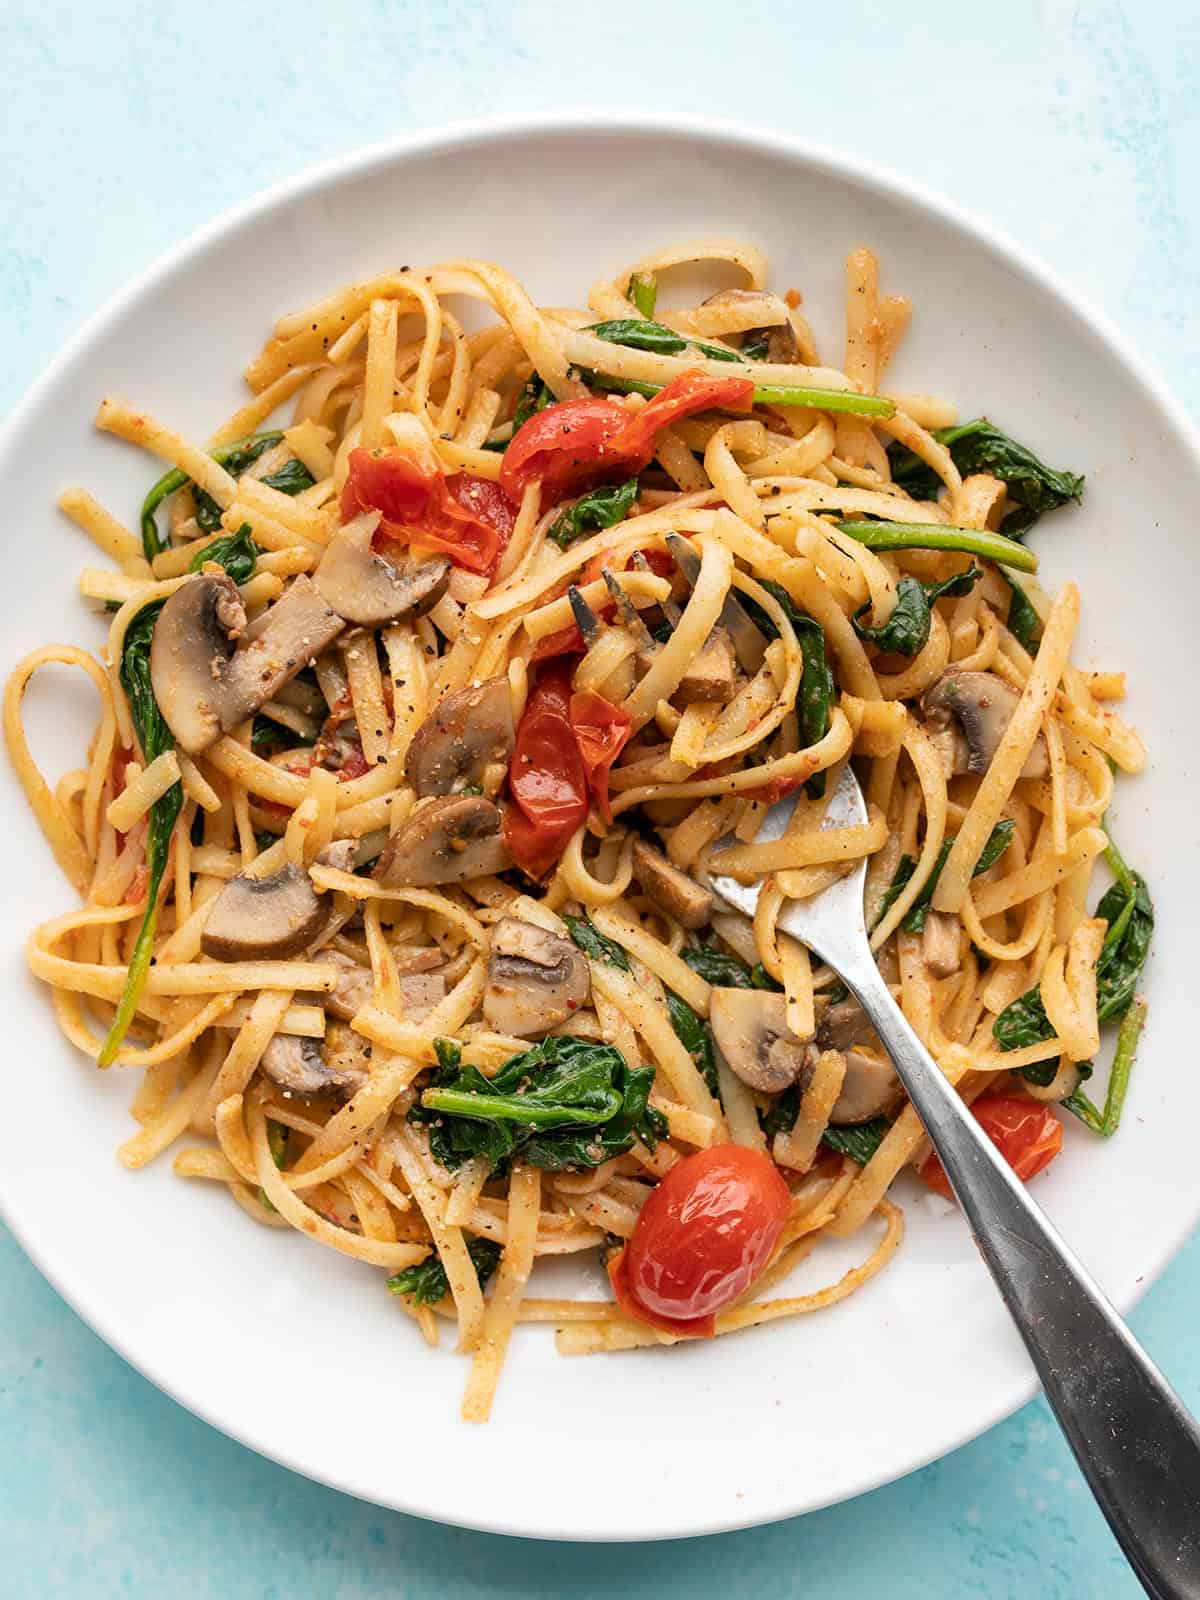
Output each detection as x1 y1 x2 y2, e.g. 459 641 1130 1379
341 446 517 575
920 1096 1064 1201
340 445 437 521
503 661 590 878
500 371 756 504
611 1145 791 1336
499 397 630 501
604 371 754 463
569 690 633 824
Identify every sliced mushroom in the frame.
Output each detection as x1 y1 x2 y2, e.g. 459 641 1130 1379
677 628 738 705
200 861 328 961
260 1021 370 1099
220 576 345 729
152 573 348 755
817 997 903 1124
922 670 1048 780
315 838 358 875
922 909 962 978
700 288 799 364
404 676 515 798
314 511 450 626
149 572 247 752
372 794 511 887
709 989 813 1095
396 971 448 1023
631 837 713 930
482 917 590 1037
637 627 737 706
313 948 373 1021
748 320 800 364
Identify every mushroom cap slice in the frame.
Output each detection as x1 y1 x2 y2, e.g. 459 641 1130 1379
921 909 962 978
827 1047 903 1125
404 676 515 798
219 575 345 732
314 511 450 627
200 861 328 961
709 988 813 1095
630 837 713 930
395 971 447 1023
673 627 738 706
372 794 511 887
922 670 1048 780
313 948 374 1021
817 996 880 1053
482 917 590 1038
149 572 247 753
817 997 903 1124
260 1022 370 1099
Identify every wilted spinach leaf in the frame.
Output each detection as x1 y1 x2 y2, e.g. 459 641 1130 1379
387 1236 502 1306
886 418 1084 539
852 566 981 658
412 1035 659 1172
189 522 261 584
564 916 630 971
548 478 639 550
739 579 834 797
98 601 185 1063
665 990 719 1096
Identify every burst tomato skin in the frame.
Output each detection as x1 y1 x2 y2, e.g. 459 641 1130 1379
499 372 755 503
605 371 753 462
341 447 516 575
499 397 630 501
502 661 589 878
920 1096 1064 1201
568 689 632 825
612 1145 792 1335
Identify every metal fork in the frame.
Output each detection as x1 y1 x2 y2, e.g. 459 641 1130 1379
711 764 1200 1598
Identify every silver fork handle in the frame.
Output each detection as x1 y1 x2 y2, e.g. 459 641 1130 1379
842 958 1200 1598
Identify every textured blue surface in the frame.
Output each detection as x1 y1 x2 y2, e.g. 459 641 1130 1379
2 2 1197 1595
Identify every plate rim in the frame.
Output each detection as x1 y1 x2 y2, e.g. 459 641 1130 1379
3 108 1198 1542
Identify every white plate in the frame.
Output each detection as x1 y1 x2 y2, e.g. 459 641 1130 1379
2 113 1197 1543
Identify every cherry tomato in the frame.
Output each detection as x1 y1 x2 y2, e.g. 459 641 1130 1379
340 445 437 521
500 372 755 504
611 1145 791 1336
605 371 754 463
569 689 633 824
503 661 590 878
341 446 517 575
499 396 631 501
920 1096 1064 1201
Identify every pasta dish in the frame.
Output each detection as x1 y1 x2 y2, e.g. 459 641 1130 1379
6 241 1153 1422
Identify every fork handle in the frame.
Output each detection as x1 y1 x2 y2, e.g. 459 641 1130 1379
843 959 1200 1598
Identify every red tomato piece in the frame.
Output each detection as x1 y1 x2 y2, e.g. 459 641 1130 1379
503 661 590 878
742 774 804 806
500 371 755 504
341 446 517 576
530 624 585 663
569 690 633 824
614 1145 791 1334
340 445 437 521
499 396 631 501
604 371 754 464
920 1096 1064 1201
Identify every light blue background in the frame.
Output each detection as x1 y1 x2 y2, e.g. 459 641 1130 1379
2 2 1197 1595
